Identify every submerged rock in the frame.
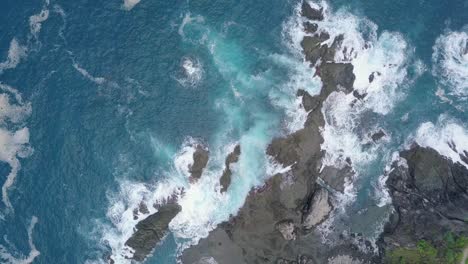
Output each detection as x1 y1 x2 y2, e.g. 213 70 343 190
370 130 386 142
125 204 181 262
189 145 209 181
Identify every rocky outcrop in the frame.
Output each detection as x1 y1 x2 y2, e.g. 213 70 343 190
379 145 468 259
124 204 181 262
370 130 386 143
302 186 333 229
220 145 241 193
180 2 361 263
301 1 324 21
189 146 209 181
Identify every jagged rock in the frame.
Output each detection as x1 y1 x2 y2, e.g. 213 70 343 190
460 150 468 165
303 22 318 34
180 12 361 264
370 130 386 142
125 204 181 262
297 89 320 112
132 202 150 220
380 145 468 255
301 34 329 65
323 35 344 62
319 165 353 193
189 146 209 181
319 62 355 97
301 1 324 21
302 187 332 229
352 90 367 100
220 145 241 193
276 220 297 240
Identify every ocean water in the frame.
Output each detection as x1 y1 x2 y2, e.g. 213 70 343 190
0 0 467 263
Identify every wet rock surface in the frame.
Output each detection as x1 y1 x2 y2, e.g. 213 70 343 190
220 145 241 193
189 145 209 181
124 204 182 262
379 145 468 257
301 1 324 21
180 2 364 263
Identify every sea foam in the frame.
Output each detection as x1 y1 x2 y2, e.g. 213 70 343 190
312 1 410 169
0 216 40 264
0 39 27 75
432 28 468 98
413 115 468 169
0 84 32 209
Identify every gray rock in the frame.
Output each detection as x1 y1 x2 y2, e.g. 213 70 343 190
297 89 320 112
302 187 332 229
303 22 318 34
380 145 468 254
370 130 386 142
180 15 362 264
220 145 241 193
301 1 324 21
276 220 297 240
124 204 181 262
319 165 353 193
301 35 328 65
190 146 209 181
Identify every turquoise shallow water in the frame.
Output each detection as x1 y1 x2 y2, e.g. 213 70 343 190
0 0 467 263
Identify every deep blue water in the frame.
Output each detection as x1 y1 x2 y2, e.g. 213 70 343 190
0 0 467 263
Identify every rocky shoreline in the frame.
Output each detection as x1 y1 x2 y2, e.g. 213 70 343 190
181 2 372 263
115 2 468 263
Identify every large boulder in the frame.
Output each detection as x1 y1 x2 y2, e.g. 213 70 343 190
189 146 209 181
125 204 181 261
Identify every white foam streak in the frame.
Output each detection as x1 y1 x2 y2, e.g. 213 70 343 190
29 9 49 39
0 216 40 264
72 63 106 85
0 84 32 209
0 39 27 74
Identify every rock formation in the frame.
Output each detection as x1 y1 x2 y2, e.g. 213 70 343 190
189 145 209 181
124 204 182 262
379 145 468 261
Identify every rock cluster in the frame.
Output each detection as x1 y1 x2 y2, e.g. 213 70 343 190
379 145 468 255
181 2 368 263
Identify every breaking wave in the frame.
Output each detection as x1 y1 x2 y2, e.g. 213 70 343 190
175 56 204 88
432 27 468 99
413 115 468 169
